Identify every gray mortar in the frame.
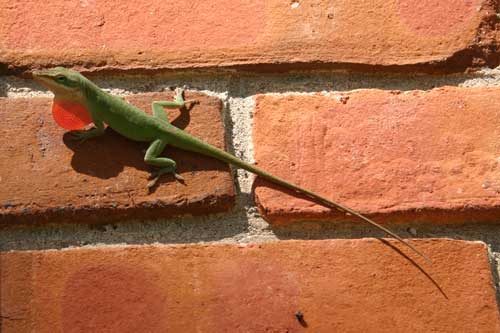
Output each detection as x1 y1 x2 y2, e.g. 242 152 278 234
2 68 500 305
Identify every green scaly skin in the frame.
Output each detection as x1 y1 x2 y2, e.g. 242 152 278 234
33 67 429 261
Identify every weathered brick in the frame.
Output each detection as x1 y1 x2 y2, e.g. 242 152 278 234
1 0 498 74
0 92 234 225
1 239 498 332
253 87 500 225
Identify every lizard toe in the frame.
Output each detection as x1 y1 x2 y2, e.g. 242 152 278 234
185 99 199 106
174 87 184 95
148 171 159 180
147 178 159 189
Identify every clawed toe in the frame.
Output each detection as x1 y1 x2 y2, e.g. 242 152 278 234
69 131 83 138
147 171 184 190
147 177 159 189
69 131 88 143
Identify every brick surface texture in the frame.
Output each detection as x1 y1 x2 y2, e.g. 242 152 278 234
0 92 234 225
1 0 499 73
1 240 499 332
253 87 500 225
2 0 500 329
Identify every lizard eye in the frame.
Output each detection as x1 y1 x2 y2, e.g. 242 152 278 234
56 76 67 83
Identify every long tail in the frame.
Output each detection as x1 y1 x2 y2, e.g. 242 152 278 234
176 133 430 262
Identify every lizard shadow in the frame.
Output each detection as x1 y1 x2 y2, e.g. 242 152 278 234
63 105 226 180
63 128 149 179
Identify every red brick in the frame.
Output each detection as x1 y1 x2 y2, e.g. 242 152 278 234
1 0 498 74
1 239 499 332
0 92 234 225
253 87 500 225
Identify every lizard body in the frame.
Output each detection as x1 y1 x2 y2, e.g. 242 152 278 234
33 67 427 261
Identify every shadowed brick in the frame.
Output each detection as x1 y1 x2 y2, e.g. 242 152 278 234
253 87 500 225
0 92 234 225
1 0 498 74
1 240 499 332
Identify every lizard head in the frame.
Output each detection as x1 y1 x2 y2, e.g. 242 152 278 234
33 67 94 130
32 67 88 100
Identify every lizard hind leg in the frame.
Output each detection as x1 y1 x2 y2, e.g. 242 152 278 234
144 139 184 189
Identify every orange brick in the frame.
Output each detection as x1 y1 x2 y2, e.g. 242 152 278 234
253 87 500 225
0 92 234 225
1 239 499 332
0 0 498 74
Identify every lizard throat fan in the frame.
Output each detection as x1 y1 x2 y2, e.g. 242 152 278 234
52 99 93 130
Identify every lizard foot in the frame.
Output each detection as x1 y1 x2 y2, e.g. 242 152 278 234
185 99 200 107
69 130 95 143
147 177 160 189
174 87 185 96
147 171 185 190
147 171 162 189
173 86 199 109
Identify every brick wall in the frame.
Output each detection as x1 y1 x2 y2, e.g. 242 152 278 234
2 0 500 331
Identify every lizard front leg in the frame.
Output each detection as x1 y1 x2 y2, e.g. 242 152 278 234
70 118 105 143
151 87 198 117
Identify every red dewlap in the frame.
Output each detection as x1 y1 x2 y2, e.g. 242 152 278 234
52 99 92 130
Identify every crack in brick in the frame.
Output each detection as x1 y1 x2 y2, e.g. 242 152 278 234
0 315 24 321
36 113 48 158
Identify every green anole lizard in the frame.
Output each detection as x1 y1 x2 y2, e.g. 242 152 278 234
33 67 428 261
